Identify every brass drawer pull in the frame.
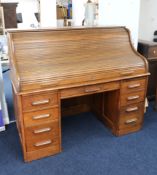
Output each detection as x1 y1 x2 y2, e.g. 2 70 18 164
126 107 138 112
128 83 141 89
127 95 139 101
32 114 50 120
121 71 134 76
34 140 52 147
33 127 51 134
125 118 137 124
153 50 156 54
85 88 101 93
32 99 50 106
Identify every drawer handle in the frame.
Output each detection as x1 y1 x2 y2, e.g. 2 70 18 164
32 114 50 120
85 88 101 93
126 107 138 112
125 118 137 125
121 71 134 76
153 50 156 54
32 99 50 106
128 83 141 89
127 95 139 101
33 127 51 134
34 140 52 147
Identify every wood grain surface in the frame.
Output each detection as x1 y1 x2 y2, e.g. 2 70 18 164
7 27 148 92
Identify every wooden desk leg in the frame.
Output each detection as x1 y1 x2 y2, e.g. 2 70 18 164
154 88 157 111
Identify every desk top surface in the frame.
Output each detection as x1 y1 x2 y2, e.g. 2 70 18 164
7 27 148 93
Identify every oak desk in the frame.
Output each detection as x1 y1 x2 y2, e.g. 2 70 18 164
7 27 149 162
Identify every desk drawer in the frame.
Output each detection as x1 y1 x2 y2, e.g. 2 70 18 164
121 78 146 94
118 103 144 129
25 122 60 152
22 92 58 112
26 137 60 152
61 82 119 99
148 46 157 58
120 91 145 106
24 107 59 127
25 122 59 140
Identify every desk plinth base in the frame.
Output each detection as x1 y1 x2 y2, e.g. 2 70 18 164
113 125 142 136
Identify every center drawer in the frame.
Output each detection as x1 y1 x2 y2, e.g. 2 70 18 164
61 81 120 99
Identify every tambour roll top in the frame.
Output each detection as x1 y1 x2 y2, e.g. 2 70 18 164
7 27 148 93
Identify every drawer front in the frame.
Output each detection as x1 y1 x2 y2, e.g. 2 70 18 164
118 103 144 129
22 92 58 112
26 137 60 152
61 81 120 99
25 122 60 144
148 46 157 58
121 78 146 94
24 107 59 127
120 91 145 106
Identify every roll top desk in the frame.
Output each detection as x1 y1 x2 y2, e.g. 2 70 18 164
7 27 149 162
